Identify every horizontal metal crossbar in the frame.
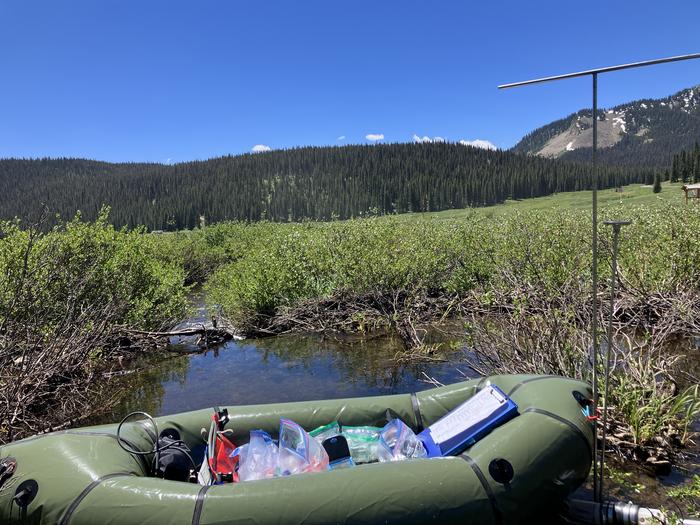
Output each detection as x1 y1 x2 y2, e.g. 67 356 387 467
498 52 700 89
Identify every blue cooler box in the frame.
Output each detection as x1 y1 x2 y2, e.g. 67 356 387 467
419 384 518 457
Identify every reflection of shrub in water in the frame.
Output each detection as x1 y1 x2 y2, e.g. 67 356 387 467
244 333 441 390
102 354 192 425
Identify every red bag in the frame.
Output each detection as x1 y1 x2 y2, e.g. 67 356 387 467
207 410 239 483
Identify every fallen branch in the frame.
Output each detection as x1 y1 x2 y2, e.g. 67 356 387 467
123 327 232 338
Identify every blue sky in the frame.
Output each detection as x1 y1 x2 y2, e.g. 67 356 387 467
1 1 699 162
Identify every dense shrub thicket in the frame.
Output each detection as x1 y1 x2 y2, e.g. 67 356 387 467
0 210 188 441
2 202 698 453
195 204 700 456
198 203 700 328
0 211 188 329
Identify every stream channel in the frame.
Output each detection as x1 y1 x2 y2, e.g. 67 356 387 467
103 294 700 518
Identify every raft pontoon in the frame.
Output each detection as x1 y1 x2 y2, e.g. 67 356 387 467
0 374 593 524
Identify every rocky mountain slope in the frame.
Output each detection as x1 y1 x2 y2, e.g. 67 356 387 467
512 85 700 167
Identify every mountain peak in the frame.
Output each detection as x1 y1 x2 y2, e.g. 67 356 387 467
512 85 700 167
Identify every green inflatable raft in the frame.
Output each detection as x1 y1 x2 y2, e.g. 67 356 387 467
0 374 593 524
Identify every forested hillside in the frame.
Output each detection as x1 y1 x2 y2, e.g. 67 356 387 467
1 143 651 230
513 85 700 168
668 142 700 182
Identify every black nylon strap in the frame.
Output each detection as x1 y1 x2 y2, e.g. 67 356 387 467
459 455 502 525
506 375 559 397
410 392 424 432
59 473 133 525
522 408 593 461
192 485 210 525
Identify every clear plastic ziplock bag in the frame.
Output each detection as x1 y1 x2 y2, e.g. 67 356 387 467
376 419 427 462
341 425 382 464
278 418 329 476
309 421 340 444
237 430 279 482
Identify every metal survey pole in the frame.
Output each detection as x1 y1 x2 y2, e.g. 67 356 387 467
598 220 631 502
566 498 700 524
590 72 600 498
498 52 700 503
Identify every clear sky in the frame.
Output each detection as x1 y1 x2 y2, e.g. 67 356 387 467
1 0 699 162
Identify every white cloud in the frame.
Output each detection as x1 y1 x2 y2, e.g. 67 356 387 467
337 135 346 141
365 133 384 141
413 134 445 143
459 139 497 150
252 144 272 153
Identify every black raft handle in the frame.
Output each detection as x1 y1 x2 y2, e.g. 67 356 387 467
13 479 39 508
488 458 514 485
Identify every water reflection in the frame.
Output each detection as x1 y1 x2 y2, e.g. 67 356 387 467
108 333 473 419
99 329 700 517
109 354 191 418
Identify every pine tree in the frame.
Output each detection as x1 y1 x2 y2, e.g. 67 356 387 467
0 144 659 230
680 151 689 182
671 156 680 183
653 172 662 193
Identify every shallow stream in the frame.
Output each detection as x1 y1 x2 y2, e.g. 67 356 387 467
103 296 700 517
111 332 472 418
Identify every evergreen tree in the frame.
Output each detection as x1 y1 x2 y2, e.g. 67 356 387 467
671 145 700 185
681 150 691 182
671 156 680 183
653 172 662 193
0 143 659 230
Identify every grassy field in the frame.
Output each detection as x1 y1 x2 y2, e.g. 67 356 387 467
399 181 688 220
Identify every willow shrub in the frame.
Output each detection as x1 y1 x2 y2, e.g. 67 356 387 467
0 211 189 440
205 202 700 328
611 203 700 293
205 216 498 326
151 221 301 285
0 210 188 336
